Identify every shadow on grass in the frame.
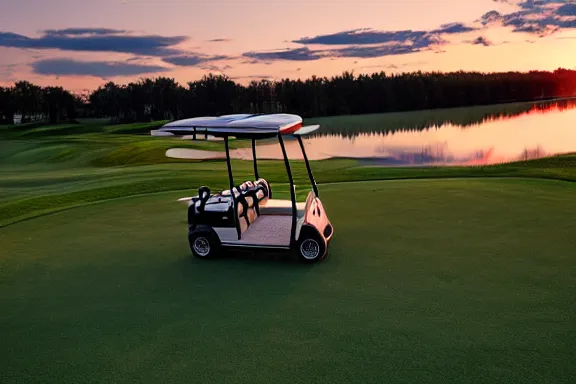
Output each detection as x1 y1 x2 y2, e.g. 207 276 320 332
186 248 306 265
167 249 320 309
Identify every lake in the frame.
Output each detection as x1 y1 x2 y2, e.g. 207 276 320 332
167 98 576 166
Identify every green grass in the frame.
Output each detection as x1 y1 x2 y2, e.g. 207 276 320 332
1 144 575 227
7 123 101 137
0 112 575 383
103 120 169 134
1 127 575 228
1 179 575 383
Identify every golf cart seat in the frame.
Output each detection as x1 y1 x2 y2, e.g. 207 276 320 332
259 199 306 217
222 178 304 217
221 178 271 208
197 178 268 230
190 177 303 220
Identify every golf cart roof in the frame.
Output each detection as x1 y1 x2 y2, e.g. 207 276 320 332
151 113 319 138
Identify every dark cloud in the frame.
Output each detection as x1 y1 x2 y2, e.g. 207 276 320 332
293 23 476 47
200 64 233 72
495 1 576 36
471 36 493 46
284 0 576 64
0 29 188 56
161 54 229 66
207 38 231 42
251 18 476 63
243 47 324 61
478 2 574 37
557 3 576 16
43 28 128 36
206 55 230 61
31 58 168 77
517 0 558 10
433 23 478 34
246 31 445 62
242 59 265 65
327 36 443 59
162 55 203 66
245 0 575 63
0 28 238 73
328 45 416 58
0 63 18 78
4 0 575 77
559 19 576 28
479 10 503 25
293 29 431 45
512 22 559 35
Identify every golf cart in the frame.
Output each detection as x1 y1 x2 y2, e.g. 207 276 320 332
152 113 334 263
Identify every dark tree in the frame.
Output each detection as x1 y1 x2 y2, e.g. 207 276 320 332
3 67 576 126
13 81 43 123
0 86 17 124
40 86 77 124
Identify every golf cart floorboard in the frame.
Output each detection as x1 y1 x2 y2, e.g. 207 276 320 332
231 215 292 246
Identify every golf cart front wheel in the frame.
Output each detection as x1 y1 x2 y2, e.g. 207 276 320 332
296 231 327 263
189 231 220 259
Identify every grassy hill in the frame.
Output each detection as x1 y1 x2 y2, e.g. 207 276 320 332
1 119 575 228
1 118 575 384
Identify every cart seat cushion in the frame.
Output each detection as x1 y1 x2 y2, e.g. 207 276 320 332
255 189 265 201
255 178 271 199
246 206 257 224
244 196 255 208
219 179 270 208
237 203 244 217
238 180 269 203
239 181 255 191
259 200 306 216
221 187 240 197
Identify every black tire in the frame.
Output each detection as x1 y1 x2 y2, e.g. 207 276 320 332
189 230 220 259
296 227 327 263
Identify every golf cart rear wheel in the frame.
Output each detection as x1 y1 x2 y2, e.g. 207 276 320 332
296 230 327 263
189 231 220 259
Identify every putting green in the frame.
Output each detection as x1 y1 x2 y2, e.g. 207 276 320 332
1 178 575 384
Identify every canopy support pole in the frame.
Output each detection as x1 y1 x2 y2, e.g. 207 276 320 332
296 135 319 197
225 136 241 240
252 138 259 180
278 134 297 245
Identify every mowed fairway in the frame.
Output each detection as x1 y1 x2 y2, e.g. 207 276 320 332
1 178 575 384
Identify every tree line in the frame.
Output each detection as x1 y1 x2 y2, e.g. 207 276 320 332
2 68 576 125
0 81 83 125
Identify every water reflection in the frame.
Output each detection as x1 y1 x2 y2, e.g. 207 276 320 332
168 98 576 166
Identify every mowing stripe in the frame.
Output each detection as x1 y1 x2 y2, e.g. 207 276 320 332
1 176 574 229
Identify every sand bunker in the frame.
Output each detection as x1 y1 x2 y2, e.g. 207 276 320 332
166 148 226 160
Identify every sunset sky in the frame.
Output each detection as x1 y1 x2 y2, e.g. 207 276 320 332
1 0 575 91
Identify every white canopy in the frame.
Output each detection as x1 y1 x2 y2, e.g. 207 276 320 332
153 113 319 137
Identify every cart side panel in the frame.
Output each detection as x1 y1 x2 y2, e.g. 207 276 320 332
300 191 333 242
